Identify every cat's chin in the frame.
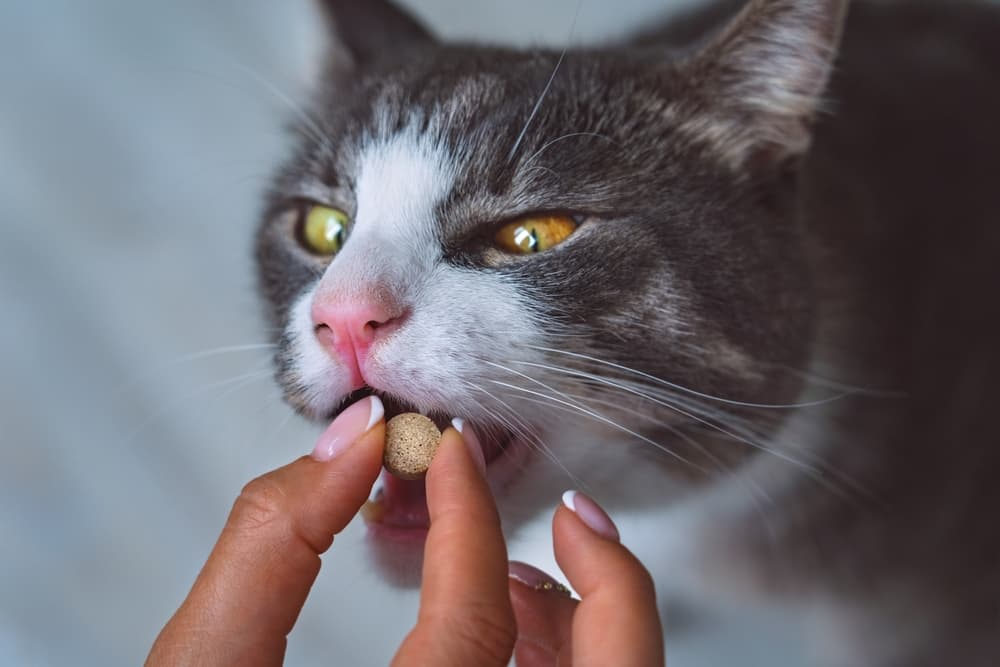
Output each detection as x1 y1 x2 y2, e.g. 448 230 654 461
360 432 533 587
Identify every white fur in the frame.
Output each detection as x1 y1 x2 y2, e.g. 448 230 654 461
352 123 456 257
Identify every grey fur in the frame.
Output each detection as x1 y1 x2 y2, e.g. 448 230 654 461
255 1 1000 663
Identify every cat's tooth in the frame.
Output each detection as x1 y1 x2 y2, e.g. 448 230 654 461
368 478 384 503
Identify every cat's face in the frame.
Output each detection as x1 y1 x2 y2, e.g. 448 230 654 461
255 0 843 576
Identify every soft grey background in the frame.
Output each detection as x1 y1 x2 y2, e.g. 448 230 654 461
0 0 819 665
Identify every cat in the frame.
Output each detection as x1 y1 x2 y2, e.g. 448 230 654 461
254 0 1000 664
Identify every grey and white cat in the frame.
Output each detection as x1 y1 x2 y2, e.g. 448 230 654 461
255 0 1000 664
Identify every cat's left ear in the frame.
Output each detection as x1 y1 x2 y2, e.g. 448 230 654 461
677 0 849 170
317 0 436 71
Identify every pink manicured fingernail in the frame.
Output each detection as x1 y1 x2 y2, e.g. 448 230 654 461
562 490 620 542
451 417 487 476
508 561 572 596
311 396 384 461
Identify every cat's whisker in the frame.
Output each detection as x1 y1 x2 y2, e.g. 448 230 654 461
542 388 782 541
506 50 567 164
559 389 783 503
489 379 709 475
465 370 579 481
487 356 719 475
112 344 277 410
523 358 875 503
123 367 276 447
460 378 536 444
224 59 331 152
517 360 828 473
491 329 590 340
505 0 583 163
670 394 878 503
524 344 856 410
164 343 278 365
772 362 906 398
465 381 589 491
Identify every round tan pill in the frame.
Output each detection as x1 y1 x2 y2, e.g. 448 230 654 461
384 413 442 480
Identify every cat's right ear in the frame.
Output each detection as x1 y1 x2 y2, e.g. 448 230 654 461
317 0 435 71
676 0 849 170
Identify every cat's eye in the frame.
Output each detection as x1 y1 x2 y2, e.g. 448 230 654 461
300 205 350 256
494 214 578 255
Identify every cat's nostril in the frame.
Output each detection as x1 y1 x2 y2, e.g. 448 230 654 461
366 309 408 333
313 322 337 349
310 298 409 384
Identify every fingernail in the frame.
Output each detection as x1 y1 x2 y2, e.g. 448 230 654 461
508 561 573 597
311 395 384 461
562 490 620 542
451 417 487 476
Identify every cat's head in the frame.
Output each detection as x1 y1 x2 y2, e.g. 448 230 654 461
256 0 846 575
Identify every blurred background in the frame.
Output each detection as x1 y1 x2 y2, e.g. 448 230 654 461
0 0 836 664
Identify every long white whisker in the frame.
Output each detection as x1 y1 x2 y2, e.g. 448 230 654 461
226 60 330 150
525 360 873 502
775 364 906 397
563 389 779 505
124 368 274 445
490 379 709 474
517 360 826 473
166 343 277 365
505 0 583 163
466 382 589 491
526 345 855 409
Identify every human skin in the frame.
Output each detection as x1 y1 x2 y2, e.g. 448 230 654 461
147 397 664 666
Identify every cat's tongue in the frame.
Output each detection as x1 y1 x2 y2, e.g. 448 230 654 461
361 472 430 535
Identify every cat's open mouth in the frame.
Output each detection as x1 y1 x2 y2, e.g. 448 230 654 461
343 390 531 541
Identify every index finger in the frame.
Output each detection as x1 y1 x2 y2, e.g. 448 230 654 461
148 396 386 667
392 424 516 667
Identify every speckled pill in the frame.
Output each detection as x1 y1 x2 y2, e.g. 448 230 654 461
383 413 442 480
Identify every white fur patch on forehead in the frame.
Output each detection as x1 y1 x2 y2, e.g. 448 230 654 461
351 121 457 254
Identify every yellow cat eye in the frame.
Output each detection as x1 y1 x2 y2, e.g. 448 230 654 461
302 205 349 256
494 215 578 255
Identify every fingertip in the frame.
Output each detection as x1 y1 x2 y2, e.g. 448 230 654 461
402 429 514 667
561 490 620 542
311 394 386 463
427 424 483 484
552 498 652 598
368 394 386 428
451 418 487 475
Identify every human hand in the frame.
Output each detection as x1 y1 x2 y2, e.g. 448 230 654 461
506 490 664 666
146 394 515 666
146 395 663 666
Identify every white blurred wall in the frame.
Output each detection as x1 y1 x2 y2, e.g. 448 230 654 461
0 1 815 666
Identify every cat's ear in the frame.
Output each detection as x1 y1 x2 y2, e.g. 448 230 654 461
678 0 848 169
317 0 435 70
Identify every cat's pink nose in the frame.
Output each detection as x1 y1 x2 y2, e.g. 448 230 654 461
311 297 407 389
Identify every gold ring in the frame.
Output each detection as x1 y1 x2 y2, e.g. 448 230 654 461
534 580 573 597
